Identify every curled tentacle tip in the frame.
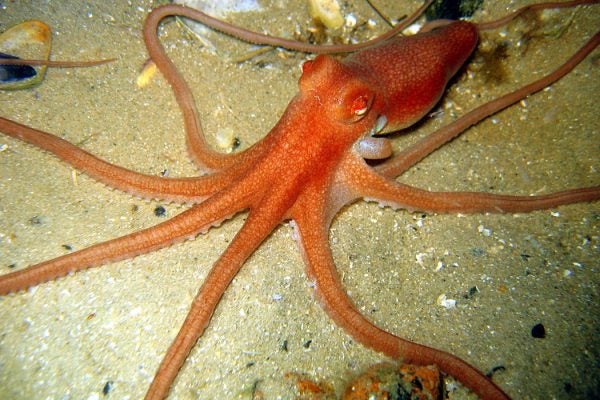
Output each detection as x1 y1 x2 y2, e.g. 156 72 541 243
355 137 392 159
355 115 391 159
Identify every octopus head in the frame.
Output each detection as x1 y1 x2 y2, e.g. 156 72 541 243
298 54 390 160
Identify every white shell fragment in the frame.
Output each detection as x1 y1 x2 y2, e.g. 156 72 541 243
215 127 239 153
477 224 492 237
173 0 261 47
308 0 344 30
175 0 261 17
437 294 456 309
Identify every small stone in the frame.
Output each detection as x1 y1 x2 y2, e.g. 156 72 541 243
531 323 545 338
154 205 166 217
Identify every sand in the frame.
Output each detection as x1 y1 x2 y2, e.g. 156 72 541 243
0 0 598 399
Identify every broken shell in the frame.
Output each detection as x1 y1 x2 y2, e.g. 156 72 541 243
308 0 345 30
173 0 262 50
175 0 261 19
437 293 456 309
343 363 443 400
0 52 36 85
285 362 443 399
136 60 158 88
0 20 52 90
215 127 241 153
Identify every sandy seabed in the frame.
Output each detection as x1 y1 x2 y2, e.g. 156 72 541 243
0 1 598 399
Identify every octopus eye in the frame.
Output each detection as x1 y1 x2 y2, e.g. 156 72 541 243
339 90 373 123
351 95 370 117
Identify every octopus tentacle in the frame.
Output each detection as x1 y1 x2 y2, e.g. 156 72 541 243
344 156 600 214
145 194 297 400
291 186 510 400
0 182 254 295
421 1 600 33
144 7 266 172
0 116 234 202
141 0 434 172
146 1 434 56
355 136 393 160
476 0 600 30
375 29 600 179
0 58 114 67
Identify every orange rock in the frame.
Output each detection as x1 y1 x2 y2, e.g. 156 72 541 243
343 363 442 400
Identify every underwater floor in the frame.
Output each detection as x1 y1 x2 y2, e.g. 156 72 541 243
0 0 598 398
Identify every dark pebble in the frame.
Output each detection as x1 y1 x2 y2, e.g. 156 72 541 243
28 215 45 225
531 323 546 338
425 0 484 20
154 205 166 217
486 365 506 378
464 286 479 299
102 380 113 395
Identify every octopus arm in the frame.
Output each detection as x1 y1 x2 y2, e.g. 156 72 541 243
291 182 510 400
376 29 600 179
144 6 272 173
0 182 254 295
343 157 600 214
0 116 231 203
145 189 299 399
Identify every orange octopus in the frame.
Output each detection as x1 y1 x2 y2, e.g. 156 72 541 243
0 1 598 399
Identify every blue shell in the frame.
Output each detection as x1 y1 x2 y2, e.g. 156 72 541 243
0 52 37 84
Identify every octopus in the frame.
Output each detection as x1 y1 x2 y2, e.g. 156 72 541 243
0 0 598 399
